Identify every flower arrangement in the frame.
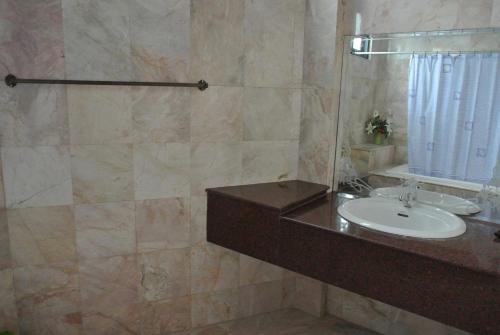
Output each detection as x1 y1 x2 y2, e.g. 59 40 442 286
365 111 392 144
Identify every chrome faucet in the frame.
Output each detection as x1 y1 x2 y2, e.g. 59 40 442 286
399 179 418 208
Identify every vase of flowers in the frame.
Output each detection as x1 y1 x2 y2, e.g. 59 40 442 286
365 111 392 145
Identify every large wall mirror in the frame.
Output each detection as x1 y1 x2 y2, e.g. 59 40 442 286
335 28 500 202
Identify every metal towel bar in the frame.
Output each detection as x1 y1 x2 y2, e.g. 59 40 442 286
4 74 208 91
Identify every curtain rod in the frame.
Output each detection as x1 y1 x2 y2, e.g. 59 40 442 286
351 50 500 56
4 74 209 91
348 27 500 41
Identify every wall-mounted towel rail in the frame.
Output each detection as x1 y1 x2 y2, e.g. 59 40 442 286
4 74 208 91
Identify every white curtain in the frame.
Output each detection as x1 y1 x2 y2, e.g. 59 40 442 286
407 53 500 184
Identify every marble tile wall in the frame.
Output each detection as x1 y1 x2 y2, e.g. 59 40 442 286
343 0 500 35
327 285 471 335
0 0 306 334
293 0 344 317
298 0 342 186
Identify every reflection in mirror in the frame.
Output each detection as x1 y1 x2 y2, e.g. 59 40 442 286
336 28 500 203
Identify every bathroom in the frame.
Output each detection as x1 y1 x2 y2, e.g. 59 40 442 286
0 0 498 334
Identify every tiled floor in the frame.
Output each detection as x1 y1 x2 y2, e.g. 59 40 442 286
174 309 380 335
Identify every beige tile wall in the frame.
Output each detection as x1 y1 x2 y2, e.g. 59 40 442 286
298 0 342 185
0 0 308 334
343 0 500 35
327 285 471 335
0 155 17 332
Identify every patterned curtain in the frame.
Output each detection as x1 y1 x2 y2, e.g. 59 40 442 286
407 53 500 184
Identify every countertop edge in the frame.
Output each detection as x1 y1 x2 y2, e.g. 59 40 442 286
206 181 330 212
281 214 499 279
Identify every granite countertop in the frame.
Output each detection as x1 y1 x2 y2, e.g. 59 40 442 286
207 181 499 334
283 192 500 277
206 180 330 213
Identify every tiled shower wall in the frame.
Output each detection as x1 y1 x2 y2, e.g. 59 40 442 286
0 0 312 333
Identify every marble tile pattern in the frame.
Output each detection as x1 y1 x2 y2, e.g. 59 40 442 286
243 88 301 141
75 202 136 259
190 242 239 294
8 206 76 267
190 86 244 143
297 0 342 188
133 143 190 200
327 285 472 335
298 88 337 184
71 144 134 204
303 0 339 89
493 0 500 26
129 0 191 82
343 0 498 35
183 308 380 334
0 0 305 331
243 0 305 87
62 0 131 81
241 141 299 184
293 275 327 318
239 254 284 286
190 196 207 246
131 87 191 144
0 158 4 210
138 248 190 302
0 1 68 148
190 142 242 196
0 268 18 332
14 261 81 334
190 0 245 85
0 85 69 147
1 146 73 208
79 255 137 303
191 288 240 328
135 197 190 253
141 296 192 334
67 86 132 145
1 0 495 334
0 211 10 270
238 280 286 318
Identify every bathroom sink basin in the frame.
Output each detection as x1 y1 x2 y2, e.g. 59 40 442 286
337 197 466 239
370 187 481 215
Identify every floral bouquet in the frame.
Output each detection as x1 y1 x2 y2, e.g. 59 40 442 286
365 111 392 144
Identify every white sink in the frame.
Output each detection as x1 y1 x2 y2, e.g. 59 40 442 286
337 197 466 239
370 187 481 215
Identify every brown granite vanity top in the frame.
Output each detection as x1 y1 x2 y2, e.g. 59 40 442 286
207 181 499 334
207 180 329 212
283 193 500 277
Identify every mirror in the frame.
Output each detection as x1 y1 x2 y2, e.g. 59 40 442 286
336 28 500 193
